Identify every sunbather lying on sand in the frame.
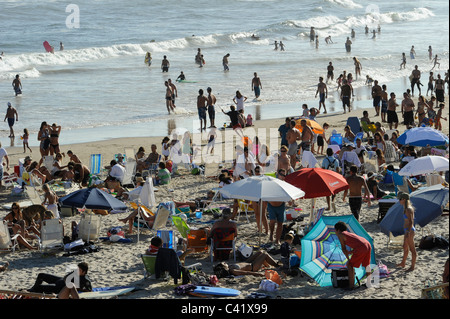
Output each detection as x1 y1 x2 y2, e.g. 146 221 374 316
213 251 281 278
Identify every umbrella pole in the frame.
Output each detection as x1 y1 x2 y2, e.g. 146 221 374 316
137 201 140 243
310 198 316 225
259 199 262 246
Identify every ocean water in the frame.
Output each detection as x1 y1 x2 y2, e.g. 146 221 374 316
0 0 448 147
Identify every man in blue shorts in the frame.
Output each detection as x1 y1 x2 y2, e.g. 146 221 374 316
4 102 18 138
267 201 286 245
197 89 208 132
251 72 262 99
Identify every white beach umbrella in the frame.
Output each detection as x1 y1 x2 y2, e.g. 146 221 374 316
219 175 305 244
398 156 449 176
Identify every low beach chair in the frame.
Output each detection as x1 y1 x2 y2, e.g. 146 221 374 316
0 220 19 252
136 206 171 241
89 154 103 176
210 228 236 262
361 121 377 136
346 116 361 135
39 218 64 252
122 160 136 187
237 199 253 223
387 232 404 249
172 216 208 252
140 254 157 279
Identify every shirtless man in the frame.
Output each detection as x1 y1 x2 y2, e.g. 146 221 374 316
427 72 435 96
387 92 399 130
435 74 445 103
277 145 293 175
161 55 170 72
401 92 415 129
4 102 18 138
340 79 352 113
223 53 230 71
164 81 174 114
315 77 328 114
285 120 301 169
67 150 81 164
380 84 388 123
251 72 262 99
197 89 208 132
410 65 421 96
168 79 177 108
299 119 314 153
207 87 217 128
12 74 22 96
371 80 382 117
343 165 371 221
345 37 352 53
326 62 334 83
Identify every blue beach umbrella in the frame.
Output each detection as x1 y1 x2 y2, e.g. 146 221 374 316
300 215 376 287
59 187 127 211
396 127 448 147
379 184 449 237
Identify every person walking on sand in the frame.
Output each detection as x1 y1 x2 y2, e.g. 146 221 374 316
396 192 417 272
252 72 262 99
286 120 301 169
335 221 372 289
387 92 399 130
164 81 174 114
342 165 371 221
315 77 328 114
12 74 22 96
4 102 18 138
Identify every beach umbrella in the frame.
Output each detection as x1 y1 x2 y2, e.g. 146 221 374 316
300 215 376 287
295 118 324 135
219 175 305 244
285 168 349 221
379 184 449 236
398 156 449 176
396 127 449 147
59 187 127 211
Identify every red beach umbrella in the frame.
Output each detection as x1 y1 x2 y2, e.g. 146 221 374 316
285 168 349 199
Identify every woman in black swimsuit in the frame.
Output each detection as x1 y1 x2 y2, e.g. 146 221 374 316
49 123 62 156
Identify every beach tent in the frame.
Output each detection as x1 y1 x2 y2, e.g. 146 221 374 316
219 175 305 244
379 184 449 236
300 215 376 287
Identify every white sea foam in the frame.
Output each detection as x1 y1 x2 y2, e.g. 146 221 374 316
324 0 363 9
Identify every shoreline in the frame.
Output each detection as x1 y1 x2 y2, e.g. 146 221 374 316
1 72 425 150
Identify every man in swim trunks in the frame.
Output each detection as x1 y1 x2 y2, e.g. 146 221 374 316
168 79 177 108
251 72 262 99
380 84 388 123
286 120 301 169
207 87 216 128
315 76 328 114
343 165 371 221
299 119 314 153
435 74 445 103
223 53 230 71
335 221 372 289
410 65 421 96
4 102 18 138
164 81 174 114
371 80 382 117
327 62 334 83
387 92 399 129
401 92 415 129
12 74 22 96
197 89 208 132
340 79 352 113
161 55 170 72
267 201 286 245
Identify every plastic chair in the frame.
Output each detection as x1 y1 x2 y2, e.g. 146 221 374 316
210 228 236 262
237 199 253 222
39 219 64 252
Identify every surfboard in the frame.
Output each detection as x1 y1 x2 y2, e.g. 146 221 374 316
79 287 135 299
193 286 240 297
43 41 54 54
176 79 197 83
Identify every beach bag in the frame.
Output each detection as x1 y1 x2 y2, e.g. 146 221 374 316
259 279 279 292
331 268 350 288
378 261 390 278
265 270 282 286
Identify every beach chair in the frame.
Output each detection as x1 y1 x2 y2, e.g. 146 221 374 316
140 254 157 279
2 173 18 190
341 151 361 174
154 247 183 284
392 172 410 195
313 208 325 226
39 218 64 252
89 154 102 176
346 116 361 134
78 214 101 242
122 160 136 187
361 121 377 136
0 220 19 252
387 232 404 249
42 156 54 172
210 228 236 262
124 147 135 162
172 216 208 252
329 134 343 147
362 151 378 174
24 185 44 205
237 199 254 223
136 206 171 240
156 230 175 249
354 132 364 143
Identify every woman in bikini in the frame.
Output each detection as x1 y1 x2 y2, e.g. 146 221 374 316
397 192 417 272
415 96 428 125
37 121 50 157
49 123 62 155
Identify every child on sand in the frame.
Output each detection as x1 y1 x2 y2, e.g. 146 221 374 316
317 122 329 155
434 103 447 131
22 128 32 153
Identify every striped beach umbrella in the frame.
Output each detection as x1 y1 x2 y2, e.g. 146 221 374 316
300 215 376 287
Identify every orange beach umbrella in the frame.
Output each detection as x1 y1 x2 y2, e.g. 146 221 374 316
295 118 324 135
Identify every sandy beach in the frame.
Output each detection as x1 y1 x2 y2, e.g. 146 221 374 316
1 92 449 303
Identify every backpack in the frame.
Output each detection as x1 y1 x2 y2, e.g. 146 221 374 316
324 156 339 172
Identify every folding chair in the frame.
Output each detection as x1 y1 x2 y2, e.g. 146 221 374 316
237 199 253 223
89 154 103 176
346 116 361 135
354 132 364 143
78 214 101 242
341 151 361 175
172 216 208 252
387 232 404 249
392 172 410 195
301 150 318 168
140 254 157 279
124 147 135 162
2 173 18 189
0 220 19 252
136 206 171 242
156 230 175 249
313 208 325 226
210 228 236 262
122 160 136 187
361 121 377 136
42 156 54 172
39 219 64 252
329 134 343 147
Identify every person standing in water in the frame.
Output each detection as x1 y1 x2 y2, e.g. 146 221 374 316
12 74 22 96
251 72 262 99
